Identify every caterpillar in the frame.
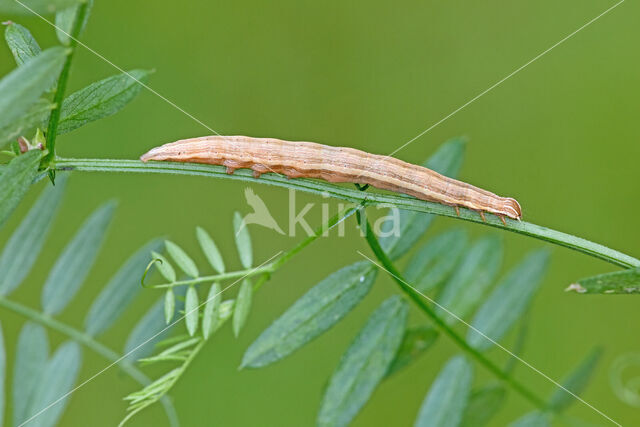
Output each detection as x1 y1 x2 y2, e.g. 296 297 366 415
140 135 522 224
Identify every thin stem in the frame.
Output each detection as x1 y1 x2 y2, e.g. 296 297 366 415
356 211 548 411
151 265 274 289
42 2 88 166
52 157 640 269
0 295 179 427
119 339 205 427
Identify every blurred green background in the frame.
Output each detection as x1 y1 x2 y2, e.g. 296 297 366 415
1 0 639 425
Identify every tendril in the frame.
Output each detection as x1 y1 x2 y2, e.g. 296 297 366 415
141 258 163 288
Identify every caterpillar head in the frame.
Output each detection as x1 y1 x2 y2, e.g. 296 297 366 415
502 197 522 220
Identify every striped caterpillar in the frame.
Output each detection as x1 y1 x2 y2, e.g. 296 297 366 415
140 135 522 224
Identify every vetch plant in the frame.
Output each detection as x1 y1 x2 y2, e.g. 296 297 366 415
0 2 638 427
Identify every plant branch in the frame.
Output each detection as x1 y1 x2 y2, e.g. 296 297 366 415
52 158 640 269
0 295 180 427
42 2 88 166
355 211 548 411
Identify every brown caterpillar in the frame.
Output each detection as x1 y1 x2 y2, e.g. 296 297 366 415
140 135 522 223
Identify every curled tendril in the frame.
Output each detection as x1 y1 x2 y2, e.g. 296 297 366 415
610 353 640 408
141 258 163 288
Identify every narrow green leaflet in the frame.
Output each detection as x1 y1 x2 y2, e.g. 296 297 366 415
0 47 67 130
185 286 199 336
165 240 198 278
41 201 116 315
318 296 408 427
84 239 163 336
436 235 503 324
4 22 41 66
196 227 225 273
54 0 92 45
547 348 602 412
404 229 468 292
510 412 550 427
0 0 81 14
152 250 176 283
13 323 48 427
124 287 186 361
0 322 4 426
233 212 253 268
566 267 640 295
0 150 41 228
233 279 252 336
0 99 53 147
202 282 222 339
460 385 506 427
467 250 550 351
242 262 376 368
0 176 66 296
164 288 175 324
385 326 438 377
57 69 151 135
379 137 466 260
415 355 473 427
25 342 81 427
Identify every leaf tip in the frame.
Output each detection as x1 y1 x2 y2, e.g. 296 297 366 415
565 283 587 293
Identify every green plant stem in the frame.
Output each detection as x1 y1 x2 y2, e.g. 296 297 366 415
356 212 548 411
52 158 640 269
120 339 205 427
151 265 275 289
150 206 358 291
0 294 180 427
42 3 88 166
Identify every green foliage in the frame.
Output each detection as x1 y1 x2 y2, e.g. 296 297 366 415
233 211 253 268
379 137 465 260
165 240 199 278
567 267 640 294
460 384 506 427
164 288 175 324
196 226 225 273
317 296 408 427
0 180 179 425
202 283 221 339
4 21 41 66
547 348 602 412
41 201 115 315
0 47 67 130
436 235 503 324
27 341 82 427
0 99 54 147
232 279 253 337
385 326 438 377
404 228 468 292
124 287 186 362
510 412 551 427
0 11 628 426
415 355 473 427
152 250 176 283
185 286 199 336
467 250 550 351
242 262 376 368
54 0 92 45
0 176 66 295
13 323 48 426
0 150 41 228
85 240 163 336
57 69 151 135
